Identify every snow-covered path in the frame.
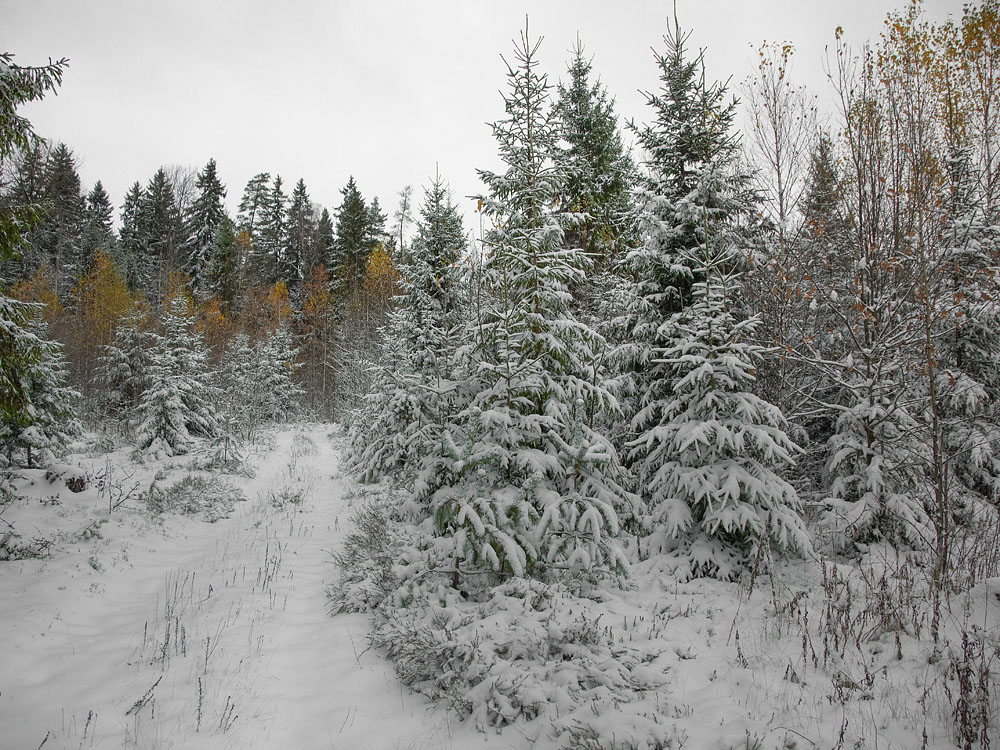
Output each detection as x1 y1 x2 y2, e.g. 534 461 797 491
0 425 500 750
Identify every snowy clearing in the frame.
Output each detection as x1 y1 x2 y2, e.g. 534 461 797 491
1 425 998 749
0 425 497 750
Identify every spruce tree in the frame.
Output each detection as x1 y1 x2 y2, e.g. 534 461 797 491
207 215 239 309
96 306 153 439
38 143 86 294
441 25 630 580
0 315 80 469
252 175 286 286
311 207 335 277
117 181 146 290
138 168 183 300
331 176 371 298
283 178 313 295
181 158 227 295
81 181 115 272
630 237 809 579
237 172 271 237
350 173 468 497
135 294 218 456
620 18 757 565
555 39 637 271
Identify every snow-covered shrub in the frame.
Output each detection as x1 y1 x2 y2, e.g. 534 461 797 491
328 489 406 614
371 578 675 745
145 474 245 522
268 486 304 510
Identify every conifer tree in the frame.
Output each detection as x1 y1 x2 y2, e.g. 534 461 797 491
311 207 335 277
117 181 145 290
38 143 85 294
555 40 637 271
252 175 286 286
237 172 271 237
350 173 468 496
629 238 809 579
135 294 218 456
207 215 239 309
138 168 183 299
283 178 313 294
81 181 115 272
440 25 630 580
95 305 153 438
0 315 80 468
620 18 755 560
0 51 67 447
331 176 371 298
182 158 227 295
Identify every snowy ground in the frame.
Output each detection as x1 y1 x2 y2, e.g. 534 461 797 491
1 425 997 749
0 425 502 750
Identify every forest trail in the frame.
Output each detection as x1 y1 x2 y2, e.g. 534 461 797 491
0 425 498 750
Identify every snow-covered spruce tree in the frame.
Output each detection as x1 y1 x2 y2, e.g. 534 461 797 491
617 14 743 434
349 172 468 501
135 294 218 457
218 326 302 440
0 314 80 469
629 233 809 579
181 158 227 296
95 305 154 439
554 39 637 274
257 324 303 423
620 18 759 562
437 25 631 581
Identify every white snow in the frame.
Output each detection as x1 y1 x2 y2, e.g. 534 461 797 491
0 425 500 750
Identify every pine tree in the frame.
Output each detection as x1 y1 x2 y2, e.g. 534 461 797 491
629 238 809 579
555 39 637 271
135 294 218 456
283 178 313 294
440 25 630 580
181 158 227 295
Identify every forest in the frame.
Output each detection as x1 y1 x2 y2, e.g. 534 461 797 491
2 1 1000 748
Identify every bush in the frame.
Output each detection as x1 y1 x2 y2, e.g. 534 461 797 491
371 578 674 744
328 490 404 613
145 474 246 522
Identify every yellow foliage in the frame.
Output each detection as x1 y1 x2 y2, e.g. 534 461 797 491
197 296 234 352
10 264 63 322
267 279 293 327
72 251 132 347
363 245 399 305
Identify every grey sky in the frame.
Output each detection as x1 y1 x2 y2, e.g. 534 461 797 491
6 0 961 232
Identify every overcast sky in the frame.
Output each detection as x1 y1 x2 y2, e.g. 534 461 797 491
6 0 961 233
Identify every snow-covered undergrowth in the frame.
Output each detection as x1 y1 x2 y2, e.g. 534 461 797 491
331 480 1000 750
